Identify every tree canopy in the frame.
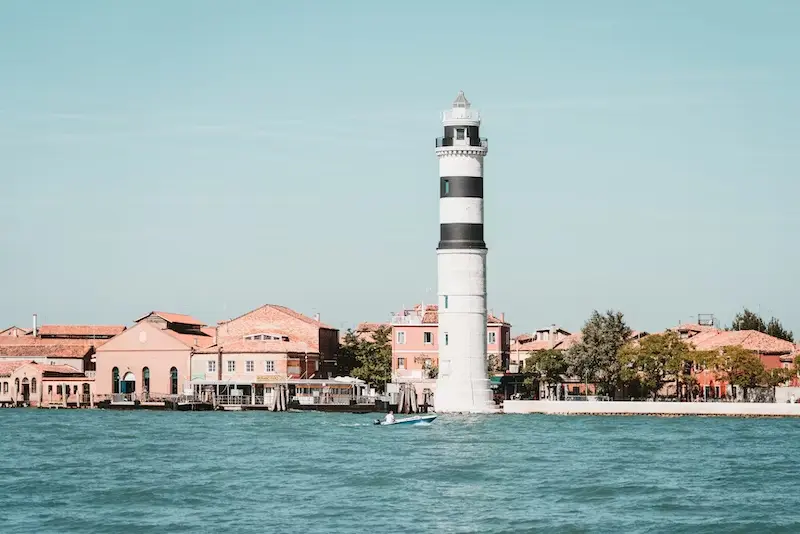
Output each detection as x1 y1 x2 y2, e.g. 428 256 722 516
619 331 693 399
729 308 794 342
338 326 393 391
565 310 631 395
524 349 568 384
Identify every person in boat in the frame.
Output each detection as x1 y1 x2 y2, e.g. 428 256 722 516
384 410 395 424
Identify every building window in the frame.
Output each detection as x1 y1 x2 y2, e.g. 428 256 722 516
227 360 236 372
396 331 406 345
112 367 119 394
2 382 7 393
245 333 290 342
444 333 449 346
488 332 496 345
31 378 36 394
443 180 450 196
208 360 216 373
264 360 275 373
56 385 62 395
143 367 150 392
456 128 465 140
444 295 449 308
505 331 510 344
246 360 254 373
170 367 178 395
423 331 433 344
47 385 52 394
398 357 406 369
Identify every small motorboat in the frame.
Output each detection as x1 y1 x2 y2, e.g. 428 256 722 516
373 414 437 426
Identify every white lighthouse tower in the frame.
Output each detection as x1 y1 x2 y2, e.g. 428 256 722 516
434 91 496 414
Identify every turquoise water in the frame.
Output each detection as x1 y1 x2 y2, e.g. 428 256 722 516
1 411 799 533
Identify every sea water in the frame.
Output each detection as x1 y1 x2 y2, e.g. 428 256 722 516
1 410 799 533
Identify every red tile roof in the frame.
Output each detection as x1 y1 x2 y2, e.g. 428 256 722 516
688 329 795 355
0 326 30 336
37 325 126 337
30 363 84 375
162 330 216 348
135 311 206 326
264 305 334 329
487 314 510 325
0 337 107 348
196 339 315 354
0 343 93 358
0 361 26 376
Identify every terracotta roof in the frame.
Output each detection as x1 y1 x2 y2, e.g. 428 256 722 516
0 361 26 376
162 330 216 348
37 325 126 337
356 322 388 332
135 311 206 326
195 339 315 354
487 314 510 325
0 326 30 336
0 344 93 358
0 337 107 348
31 363 84 375
265 305 335 329
669 323 717 336
688 329 795 354
200 326 217 339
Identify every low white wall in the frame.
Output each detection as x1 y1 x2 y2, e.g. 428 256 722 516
775 387 800 404
503 400 800 417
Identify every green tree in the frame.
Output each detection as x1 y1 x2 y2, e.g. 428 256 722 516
729 308 794 342
487 354 502 374
718 345 766 395
349 326 393 392
730 308 766 332
618 331 692 400
524 349 568 398
565 310 632 396
766 317 794 343
336 329 361 376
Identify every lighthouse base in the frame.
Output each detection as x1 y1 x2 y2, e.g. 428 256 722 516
433 375 498 414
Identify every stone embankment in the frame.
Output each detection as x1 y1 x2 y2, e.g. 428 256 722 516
502 400 800 418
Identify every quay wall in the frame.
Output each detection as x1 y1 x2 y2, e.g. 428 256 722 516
502 400 800 417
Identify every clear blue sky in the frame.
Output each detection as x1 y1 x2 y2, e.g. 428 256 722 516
1 0 798 335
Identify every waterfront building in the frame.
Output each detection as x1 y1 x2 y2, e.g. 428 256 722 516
189 304 340 408
510 326 575 369
0 361 94 408
671 324 799 398
94 311 215 399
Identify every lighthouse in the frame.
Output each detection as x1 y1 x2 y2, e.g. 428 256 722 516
434 91 496 414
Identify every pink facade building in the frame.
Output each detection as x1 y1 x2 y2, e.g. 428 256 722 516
390 304 511 379
94 311 215 398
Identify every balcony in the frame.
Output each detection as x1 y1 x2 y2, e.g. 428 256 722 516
435 137 488 149
391 314 424 326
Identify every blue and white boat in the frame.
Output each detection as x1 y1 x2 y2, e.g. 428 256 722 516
373 414 437 426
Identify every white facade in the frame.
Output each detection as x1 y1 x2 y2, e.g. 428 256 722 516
434 92 496 414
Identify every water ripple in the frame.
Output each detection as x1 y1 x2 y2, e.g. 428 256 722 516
2 410 800 533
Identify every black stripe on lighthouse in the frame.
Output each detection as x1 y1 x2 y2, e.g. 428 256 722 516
438 223 485 250
440 176 483 198
438 175 485 250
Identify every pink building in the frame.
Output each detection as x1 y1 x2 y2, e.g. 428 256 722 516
94 311 215 398
390 304 511 379
0 361 94 408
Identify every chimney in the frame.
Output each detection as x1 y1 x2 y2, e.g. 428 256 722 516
549 324 556 349
313 313 320 322
32 313 38 338
500 312 505 323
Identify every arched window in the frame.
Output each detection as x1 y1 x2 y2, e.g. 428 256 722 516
31 378 37 394
112 367 120 394
143 367 150 392
15 378 19 393
170 367 178 395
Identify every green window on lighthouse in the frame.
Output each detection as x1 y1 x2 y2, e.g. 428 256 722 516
444 295 449 308
444 179 450 195
444 333 449 346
